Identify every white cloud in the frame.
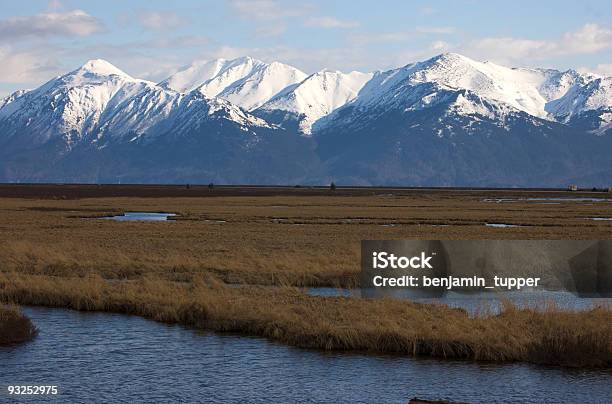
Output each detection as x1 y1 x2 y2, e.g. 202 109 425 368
112 56 183 82
229 1 359 37
304 16 359 29
460 24 612 65
202 43 436 74
0 46 61 84
136 11 188 31
228 0 312 21
430 40 450 51
205 44 374 73
579 64 612 77
347 26 455 47
560 23 612 54
227 0 314 37
0 10 104 40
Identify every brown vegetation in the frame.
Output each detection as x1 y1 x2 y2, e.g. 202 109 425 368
1 188 611 287
0 272 609 367
0 186 611 366
0 304 37 345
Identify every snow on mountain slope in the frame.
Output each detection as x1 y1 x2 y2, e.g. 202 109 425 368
406 53 553 117
547 77 612 122
0 89 29 109
159 59 231 93
216 61 308 111
97 87 270 144
95 85 183 142
325 53 610 129
0 59 154 146
0 59 272 149
1 54 612 186
351 53 544 115
2 53 611 148
538 69 591 103
160 56 307 110
258 69 373 134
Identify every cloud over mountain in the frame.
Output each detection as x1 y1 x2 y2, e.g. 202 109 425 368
0 10 104 40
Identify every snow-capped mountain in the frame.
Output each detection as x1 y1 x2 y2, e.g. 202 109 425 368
0 59 297 183
160 56 308 110
314 53 612 186
0 59 154 146
0 54 611 186
323 53 611 130
0 59 270 148
257 69 373 134
547 76 612 123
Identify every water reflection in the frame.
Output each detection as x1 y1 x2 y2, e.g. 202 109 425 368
0 307 610 403
308 288 611 316
101 212 176 221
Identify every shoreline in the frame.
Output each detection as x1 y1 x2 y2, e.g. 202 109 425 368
1 273 609 368
0 183 609 200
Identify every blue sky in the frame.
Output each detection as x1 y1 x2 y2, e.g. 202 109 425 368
0 0 611 96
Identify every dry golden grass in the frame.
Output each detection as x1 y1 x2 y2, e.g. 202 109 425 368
0 304 38 345
0 187 611 366
0 272 609 366
1 190 611 287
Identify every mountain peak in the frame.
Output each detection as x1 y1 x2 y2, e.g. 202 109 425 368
161 56 307 109
427 52 476 66
438 52 466 59
77 59 129 77
234 55 256 63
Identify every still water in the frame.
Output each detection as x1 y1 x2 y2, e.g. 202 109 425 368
308 288 611 316
1 307 610 403
483 197 612 203
101 212 176 221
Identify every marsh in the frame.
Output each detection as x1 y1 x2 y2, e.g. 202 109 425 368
0 184 610 367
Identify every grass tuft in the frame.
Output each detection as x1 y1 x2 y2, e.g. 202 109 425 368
0 304 38 345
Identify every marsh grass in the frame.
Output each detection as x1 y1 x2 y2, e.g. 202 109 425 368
0 191 611 366
1 192 611 287
0 273 609 367
0 304 38 345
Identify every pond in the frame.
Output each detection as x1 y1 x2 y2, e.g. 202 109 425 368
307 288 611 316
485 223 524 228
0 307 610 403
483 197 612 204
101 212 176 221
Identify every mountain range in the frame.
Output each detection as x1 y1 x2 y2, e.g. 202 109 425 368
1 53 611 186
